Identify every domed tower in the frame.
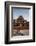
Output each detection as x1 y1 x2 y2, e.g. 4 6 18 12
17 15 24 23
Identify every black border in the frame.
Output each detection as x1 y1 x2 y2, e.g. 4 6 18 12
5 1 35 44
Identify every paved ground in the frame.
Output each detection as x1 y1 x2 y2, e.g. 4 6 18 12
12 30 29 36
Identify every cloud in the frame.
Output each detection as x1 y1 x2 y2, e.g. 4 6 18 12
13 16 19 19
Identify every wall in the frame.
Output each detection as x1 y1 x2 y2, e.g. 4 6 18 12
0 0 36 46
35 1 36 41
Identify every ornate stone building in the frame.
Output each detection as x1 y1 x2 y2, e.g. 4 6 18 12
12 16 29 36
13 16 29 30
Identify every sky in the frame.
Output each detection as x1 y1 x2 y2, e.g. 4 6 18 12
12 7 30 21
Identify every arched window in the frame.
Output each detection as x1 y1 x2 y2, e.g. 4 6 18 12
22 24 24 26
16 23 20 26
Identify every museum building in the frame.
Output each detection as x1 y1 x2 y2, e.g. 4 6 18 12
13 16 29 30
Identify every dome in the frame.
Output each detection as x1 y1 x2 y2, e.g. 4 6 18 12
17 16 24 23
